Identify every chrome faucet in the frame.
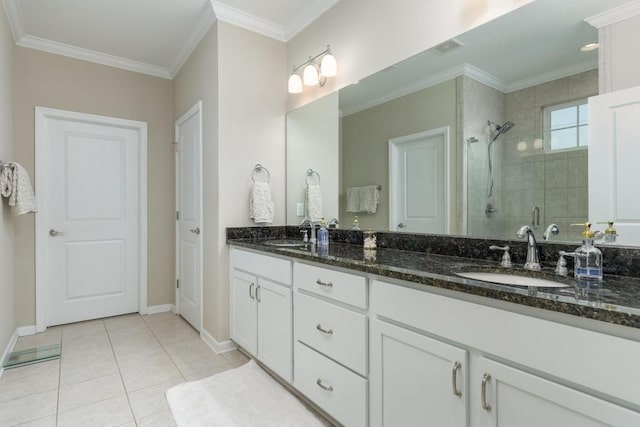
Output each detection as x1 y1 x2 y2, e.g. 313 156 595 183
328 218 339 228
299 217 317 244
516 225 541 271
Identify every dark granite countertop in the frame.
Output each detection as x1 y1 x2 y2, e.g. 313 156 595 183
228 236 640 329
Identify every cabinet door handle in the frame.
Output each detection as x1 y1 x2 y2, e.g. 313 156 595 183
481 373 492 412
316 279 333 288
249 283 255 300
316 378 333 392
316 324 333 335
256 285 261 302
452 361 462 397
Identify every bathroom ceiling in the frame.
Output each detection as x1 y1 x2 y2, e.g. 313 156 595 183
3 0 341 79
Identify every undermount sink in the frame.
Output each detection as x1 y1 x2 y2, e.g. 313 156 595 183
456 272 571 288
263 240 310 248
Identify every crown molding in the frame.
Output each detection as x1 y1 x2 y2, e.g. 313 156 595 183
211 0 286 42
3 0 25 41
585 0 640 28
284 0 341 40
18 35 172 79
505 59 597 92
341 63 508 117
168 2 215 78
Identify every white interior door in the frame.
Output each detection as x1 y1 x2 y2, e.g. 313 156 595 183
589 86 640 245
36 108 147 328
389 128 449 234
175 102 203 331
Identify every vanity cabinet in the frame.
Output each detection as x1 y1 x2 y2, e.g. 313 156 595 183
370 318 468 427
370 279 640 427
230 248 292 382
293 262 369 427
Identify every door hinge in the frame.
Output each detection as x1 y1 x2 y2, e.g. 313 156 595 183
176 210 180 220
176 279 180 289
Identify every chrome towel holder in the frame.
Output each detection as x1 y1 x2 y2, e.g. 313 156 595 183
305 169 321 185
252 164 270 183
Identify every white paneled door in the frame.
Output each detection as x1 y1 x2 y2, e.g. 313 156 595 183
589 86 640 245
389 128 450 234
36 108 147 328
175 102 203 331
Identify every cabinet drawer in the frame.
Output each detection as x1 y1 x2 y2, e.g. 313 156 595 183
294 262 367 308
294 342 367 427
231 248 291 285
295 292 367 376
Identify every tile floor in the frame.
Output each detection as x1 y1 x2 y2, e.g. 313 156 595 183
0 312 251 426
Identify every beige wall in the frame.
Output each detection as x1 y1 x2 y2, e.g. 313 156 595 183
174 22 286 341
173 22 221 339
341 80 457 231
0 4 15 353
13 48 175 326
286 0 532 111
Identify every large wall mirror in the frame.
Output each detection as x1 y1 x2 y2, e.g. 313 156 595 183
286 0 636 247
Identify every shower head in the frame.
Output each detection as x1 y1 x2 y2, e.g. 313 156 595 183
488 121 515 143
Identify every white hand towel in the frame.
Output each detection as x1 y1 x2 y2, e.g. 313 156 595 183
359 185 379 214
4 163 37 215
306 184 323 222
249 181 274 224
0 165 12 198
346 187 360 213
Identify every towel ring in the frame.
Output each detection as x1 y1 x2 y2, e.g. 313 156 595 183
252 164 270 183
305 169 321 185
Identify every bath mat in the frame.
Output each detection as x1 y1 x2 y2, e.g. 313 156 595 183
166 359 326 426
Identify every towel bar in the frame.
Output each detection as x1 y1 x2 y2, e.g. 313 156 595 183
305 169 321 185
252 164 270 183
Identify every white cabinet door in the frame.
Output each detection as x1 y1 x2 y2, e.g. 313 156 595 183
476 358 640 427
257 278 292 382
589 86 640 245
370 319 468 427
230 269 258 356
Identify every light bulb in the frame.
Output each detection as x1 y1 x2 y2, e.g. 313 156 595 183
320 53 337 77
288 73 302 94
303 63 319 86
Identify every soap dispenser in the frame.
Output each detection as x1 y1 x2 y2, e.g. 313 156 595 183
597 221 618 244
317 218 329 247
571 222 603 280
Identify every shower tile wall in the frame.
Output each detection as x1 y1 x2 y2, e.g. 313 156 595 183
502 69 597 241
459 75 506 238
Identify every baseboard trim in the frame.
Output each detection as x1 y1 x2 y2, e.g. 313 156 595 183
0 330 19 379
17 325 36 336
146 304 176 315
201 328 237 354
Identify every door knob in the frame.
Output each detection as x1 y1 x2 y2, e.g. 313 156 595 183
49 229 66 236
397 223 406 228
189 227 200 235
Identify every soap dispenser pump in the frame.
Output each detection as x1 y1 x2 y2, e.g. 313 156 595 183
597 221 618 244
571 222 603 280
317 218 329 247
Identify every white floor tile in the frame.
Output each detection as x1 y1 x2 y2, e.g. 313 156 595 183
183 363 234 382
14 414 57 427
128 378 183 420
222 349 250 367
103 314 146 332
136 409 177 427
121 359 183 393
57 395 134 427
0 363 59 404
61 319 106 340
0 389 58 426
13 328 61 352
58 373 125 413
172 350 230 376
59 354 119 386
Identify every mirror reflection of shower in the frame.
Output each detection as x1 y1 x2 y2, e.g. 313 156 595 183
487 120 515 197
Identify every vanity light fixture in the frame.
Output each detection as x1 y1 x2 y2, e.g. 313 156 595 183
580 42 599 52
288 45 337 94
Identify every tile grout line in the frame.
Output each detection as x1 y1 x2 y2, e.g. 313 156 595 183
104 319 141 427
140 314 189 382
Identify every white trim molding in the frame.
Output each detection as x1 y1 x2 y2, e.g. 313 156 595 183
585 0 640 28
146 304 176 315
201 328 237 354
17 326 36 337
211 1 286 42
0 330 19 379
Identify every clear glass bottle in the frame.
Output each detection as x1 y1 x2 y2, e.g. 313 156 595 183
572 222 603 280
317 218 329 247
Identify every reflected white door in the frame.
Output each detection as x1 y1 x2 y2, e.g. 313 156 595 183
389 128 449 234
36 108 146 327
589 87 640 245
175 102 203 331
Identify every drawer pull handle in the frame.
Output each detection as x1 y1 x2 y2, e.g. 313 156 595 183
249 283 255 300
316 279 333 288
452 361 462 397
316 324 333 335
481 373 492 412
316 378 333 392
